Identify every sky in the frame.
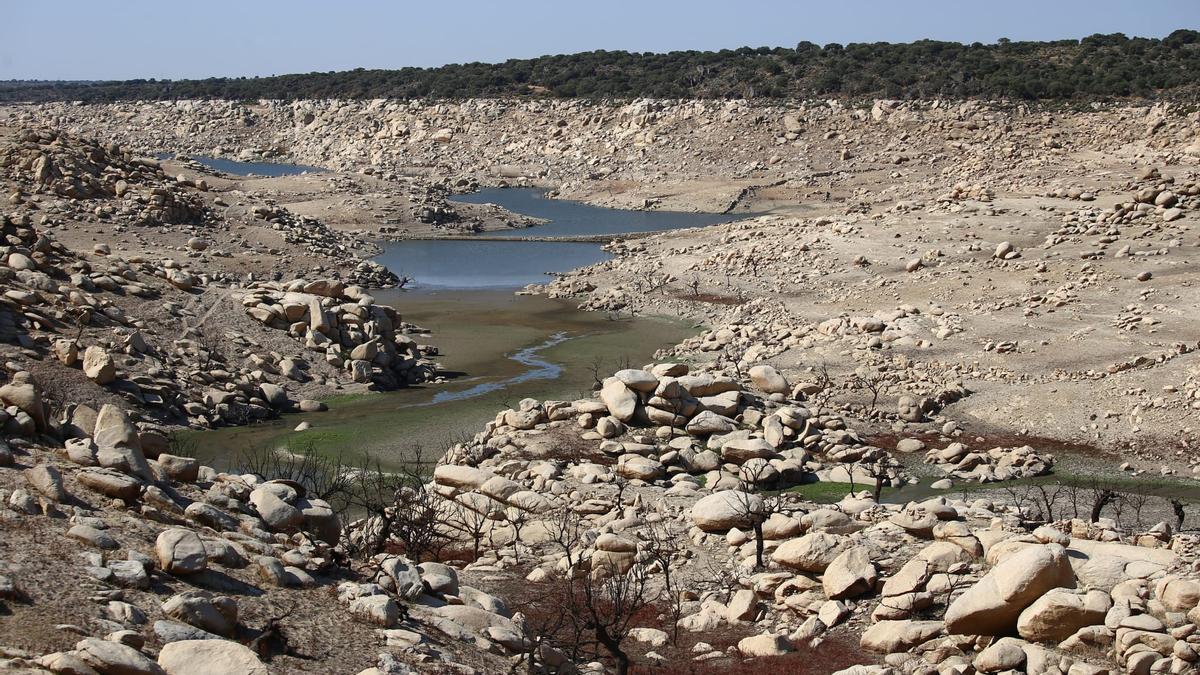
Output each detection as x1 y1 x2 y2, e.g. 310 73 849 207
3 0 1199 81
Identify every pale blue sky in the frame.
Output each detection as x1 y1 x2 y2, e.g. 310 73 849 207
3 0 1198 80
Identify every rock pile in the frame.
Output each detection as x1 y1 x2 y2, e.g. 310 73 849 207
1 127 209 226
238 279 437 389
924 443 1055 482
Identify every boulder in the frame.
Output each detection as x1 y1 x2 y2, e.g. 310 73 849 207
1017 589 1111 642
433 464 492 490
737 633 793 657
249 487 303 531
349 595 399 627
156 529 208 575
0 374 47 431
600 377 638 422
749 365 789 394
613 369 659 393
822 546 878 599
157 454 199 482
78 469 142 500
690 490 761 532
25 464 67 502
68 524 119 550
944 543 1075 636
860 620 943 653
686 410 736 436
74 637 165 675
772 532 849 573
162 592 237 636
616 455 664 482
721 438 776 464
157 640 269 675
93 404 153 480
974 637 1027 673
1157 577 1200 613
83 346 117 384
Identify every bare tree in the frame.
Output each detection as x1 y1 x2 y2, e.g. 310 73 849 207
445 496 495 562
726 463 783 569
232 440 357 514
859 452 904 503
1124 492 1152 531
576 564 652 675
998 483 1039 522
1032 482 1068 523
849 370 886 415
340 444 448 561
641 514 685 644
540 503 661 674
504 505 531 565
1086 480 1119 523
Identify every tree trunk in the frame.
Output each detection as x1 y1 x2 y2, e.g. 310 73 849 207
1090 492 1113 523
754 522 765 569
595 625 629 675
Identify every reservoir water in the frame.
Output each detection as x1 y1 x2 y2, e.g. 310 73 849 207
159 154 325 177
375 188 734 289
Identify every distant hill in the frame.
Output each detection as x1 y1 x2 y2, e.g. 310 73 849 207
4 31 1200 102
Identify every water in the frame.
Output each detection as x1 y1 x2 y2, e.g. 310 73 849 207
430 331 569 403
158 154 325 177
376 188 734 289
451 188 733 238
183 292 695 468
186 188 728 466
375 239 611 289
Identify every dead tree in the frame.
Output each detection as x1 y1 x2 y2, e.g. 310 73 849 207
445 496 495 562
860 452 904 503
1086 480 1119 523
998 483 1039 522
1171 499 1187 531
1124 492 1152 531
572 563 653 675
504 506 530 565
727 463 783 569
247 602 298 661
640 514 685 644
849 370 886 415
340 444 447 561
232 440 355 514
1032 482 1069 523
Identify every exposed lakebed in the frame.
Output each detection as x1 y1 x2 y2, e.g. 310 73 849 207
182 169 717 468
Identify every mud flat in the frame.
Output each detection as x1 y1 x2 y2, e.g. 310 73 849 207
183 290 696 469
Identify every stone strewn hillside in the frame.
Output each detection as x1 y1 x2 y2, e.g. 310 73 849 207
0 125 439 432
2 346 1200 673
425 360 1200 674
0 399 521 674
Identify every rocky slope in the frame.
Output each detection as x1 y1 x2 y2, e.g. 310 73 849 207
5 355 1199 674
0 125 440 433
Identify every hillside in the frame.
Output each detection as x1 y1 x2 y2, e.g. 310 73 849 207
3 31 1200 103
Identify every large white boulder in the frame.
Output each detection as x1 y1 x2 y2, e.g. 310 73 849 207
690 490 761 532
944 544 1075 636
157 639 269 674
